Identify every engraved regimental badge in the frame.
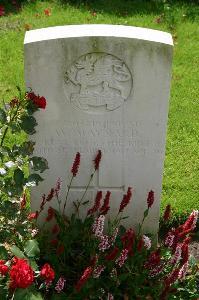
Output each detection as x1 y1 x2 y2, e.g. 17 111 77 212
64 52 133 113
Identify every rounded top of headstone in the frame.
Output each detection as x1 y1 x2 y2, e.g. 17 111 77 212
24 24 173 46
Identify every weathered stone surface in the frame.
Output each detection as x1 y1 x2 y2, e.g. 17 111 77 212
24 25 173 233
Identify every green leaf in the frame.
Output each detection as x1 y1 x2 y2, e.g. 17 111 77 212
0 245 8 260
29 259 39 271
20 141 35 157
50 293 67 299
20 115 37 134
0 108 7 124
10 245 26 258
26 174 43 186
30 156 49 173
15 288 43 300
24 240 40 258
14 168 24 185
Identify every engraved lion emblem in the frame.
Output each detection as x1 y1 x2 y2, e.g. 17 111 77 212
64 53 132 112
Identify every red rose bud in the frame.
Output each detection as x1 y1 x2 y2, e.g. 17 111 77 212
119 187 132 213
100 191 111 215
94 150 102 170
87 191 102 215
9 258 34 289
163 204 171 221
46 207 55 222
71 152 81 177
147 190 154 208
75 266 93 292
40 263 55 284
28 211 38 221
0 260 8 276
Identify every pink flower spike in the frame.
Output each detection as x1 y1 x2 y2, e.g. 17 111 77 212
94 150 102 170
71 152 80 177
87 191 102 215
147 190 154 208
55 277 66 293
119 187 132 212
100 191 111 215
115 249 128 267
92 215 105 238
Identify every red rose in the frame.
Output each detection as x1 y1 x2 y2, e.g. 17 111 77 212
27 92 47 109
0 260 8 276
33 96 46 109
40 263 55 283
9 258 34 289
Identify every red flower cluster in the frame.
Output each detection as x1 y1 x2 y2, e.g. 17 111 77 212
144 249 161 270
71 152 81 177
100 191 111 215
75 266 93 291
0 260 8 276
121 228 135 255
27 92 46 109
165 210 198 251
46 207 55 222
40 263 55 284
46 188 55 202
9 258 34 289
147 190 154 208
119 187 132 212
87 191 102 215
105 247 119 261
93 150 102 170
0 6 5 17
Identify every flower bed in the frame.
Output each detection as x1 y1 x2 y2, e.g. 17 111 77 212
0 90 198 299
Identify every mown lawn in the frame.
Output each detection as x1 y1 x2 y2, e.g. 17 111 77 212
0 0 198 218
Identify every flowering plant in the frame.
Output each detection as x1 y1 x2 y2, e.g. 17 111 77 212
0 90 198 300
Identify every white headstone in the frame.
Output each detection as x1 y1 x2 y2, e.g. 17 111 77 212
24 25 173 233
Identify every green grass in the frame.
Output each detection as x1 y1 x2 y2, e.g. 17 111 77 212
0 0 198 218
